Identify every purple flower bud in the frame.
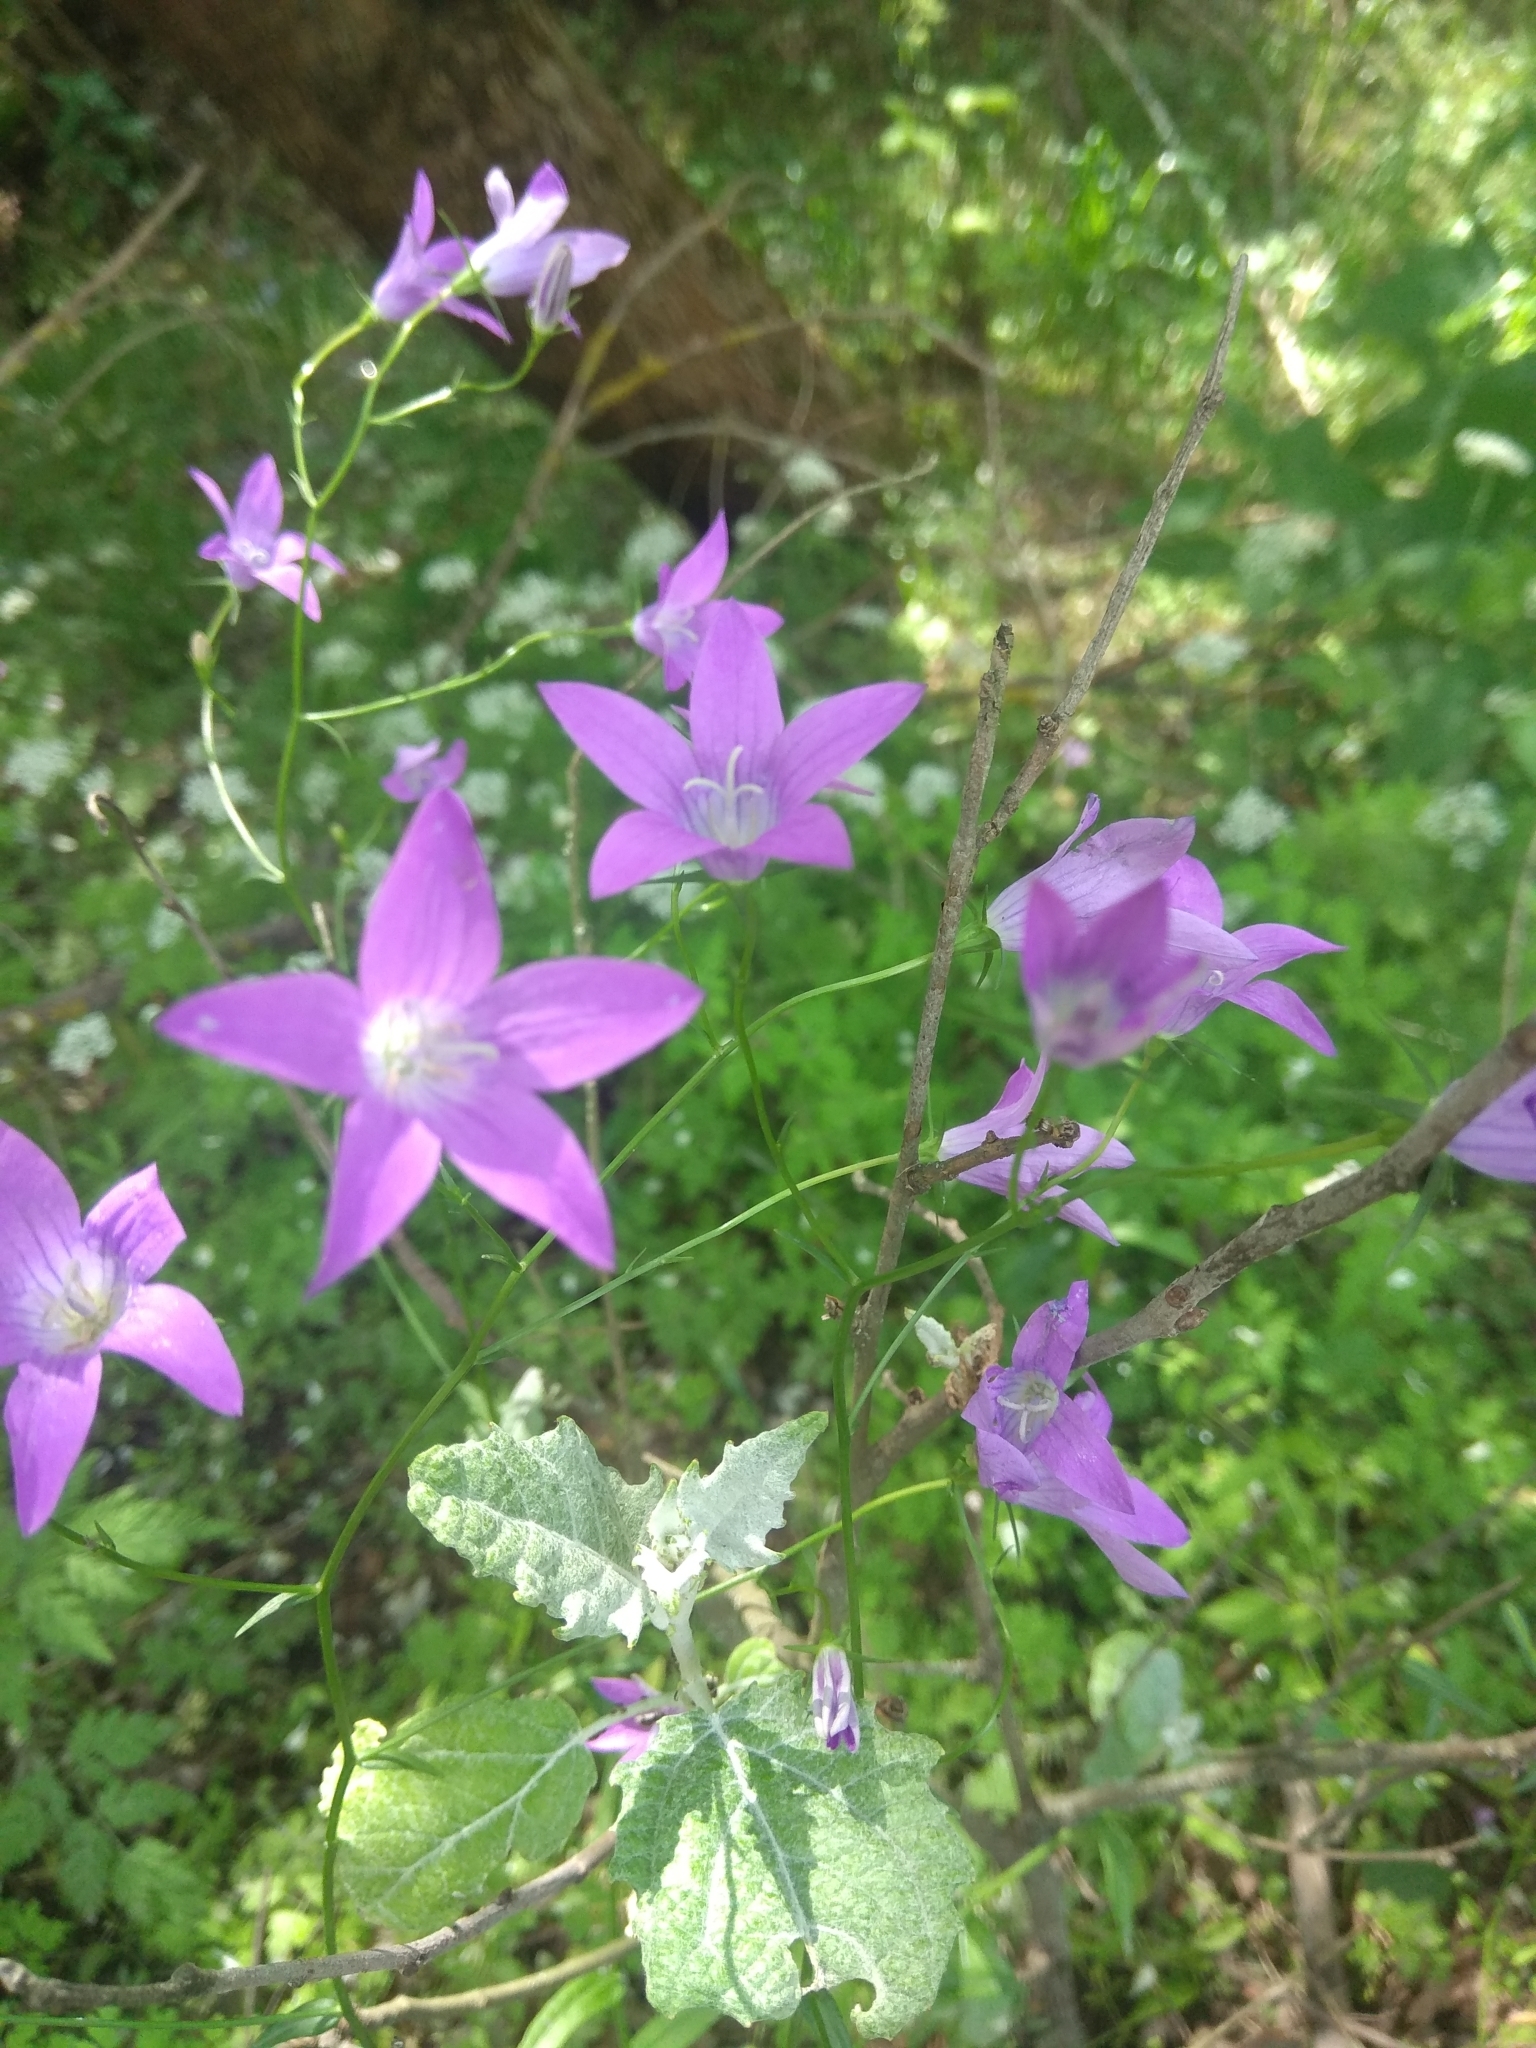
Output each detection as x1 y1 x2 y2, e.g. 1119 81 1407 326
530 240 575 335
380 737 468 804
811 1646 859 1753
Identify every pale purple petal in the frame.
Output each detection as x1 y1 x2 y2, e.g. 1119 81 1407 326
1163 855 1224 924
197 534 235 565
105 1285 242 1415
442 295 514 339
1032 1396 1135 1515
188 467 232 527
357 788 502 1009
588 811 716 899
769 683 925 810
1052 1195 1119 1243
1229 922 1344 973
699 844 770 883
254 561 322 621
83 1165 184 1283
467 959 702 1090
1225 978 1336 1055
232 455 283 543
751 804 854 870
733 601 784 640
1012 1281 1090 1387
689 601 785 775
5 1355 101 1535
381 737 468 803
592 1676 654 1706
1447 1072 1536 1181
310 1096 443 1294
989 810 1194 948
156 974 367 1094
409 167 434 243
0 1126 79 1365
539 684 694 814
941 1062 1045 1154
561 229 629 288
485 167 515 225
665 512 729 610
429 1085 614 1270
1083 1531 1189 1598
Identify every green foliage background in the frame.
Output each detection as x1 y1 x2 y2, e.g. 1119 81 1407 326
1 0 1535 2039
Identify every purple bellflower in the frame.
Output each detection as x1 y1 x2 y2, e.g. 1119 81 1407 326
964 1282 1189 1598
1446 1069 1536 1181
0 1125 242 1535
471 164 628 308
940 1060 1134 1243
1025 879 1204 1069
155 788 703 1291
190 455 344 623
585 1675 681 1764
381 737 468 803
631 511 783 693
541 600 923 894
989 796 1341 1056
530 240 576 336
371 169 509 338
811 1647 859 1753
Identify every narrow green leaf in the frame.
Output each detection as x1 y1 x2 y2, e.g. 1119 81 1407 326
629 2009 717 2048
518 1970 626 2048
235 1589 305 1638
613 1679 968 2037
251 2002 342 2048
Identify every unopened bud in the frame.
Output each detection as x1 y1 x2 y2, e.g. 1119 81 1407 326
530 240 575 335
189 631 214 674
811 1647 859 1753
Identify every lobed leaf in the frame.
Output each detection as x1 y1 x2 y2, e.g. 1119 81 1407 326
612 1679 968 2037
675 1412 827 1570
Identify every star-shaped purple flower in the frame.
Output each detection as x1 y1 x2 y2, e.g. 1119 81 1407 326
381 737 468 803
541 600 923 894
989 796 1341 1056
0 1125 242 1535
1025 879 1204 1068
371 169 509 338
939 1059 1134 1242
964 1282 1188 1597
155 788 703 1290
632 511 782 693
470 164 628 307
811 1646 859 1753
189 455 344 622
1446 1068 1536 1181
585 1675 681 1764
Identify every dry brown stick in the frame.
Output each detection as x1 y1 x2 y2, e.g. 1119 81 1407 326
1222 1826 1484 1867
1077 1012 1536 1370
0 160 204 388
336 1935 637 2031
1186 1976 1297 2048
977 256 1247 852
0 1831 616 2015
1284 1779 1349 2017
1036 1724 1536 1826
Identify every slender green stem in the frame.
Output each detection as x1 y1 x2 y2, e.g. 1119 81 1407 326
49 1522 316 1597
829 1309 864 1692
314 1584 371 2045
302 624 618 724
698 1478 952 1601
199 682 283 882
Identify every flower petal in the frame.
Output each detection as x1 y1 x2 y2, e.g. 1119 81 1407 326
430 1086 614 1270
989 812 1194 947
1053 1195 1119 1243
1447 1073 1536 1181
751 803 854 870
539 683 695 815
467 959 703 1091
664 512 729 610
588 811 716 899
0 1125 80 1363
105 1285 242 1415
187 467 232 528
770 683 925 810
1083 1530 1189 1598
1163 855 1224 924
562 229 629 288
232 454 283 544
253 561 320 620
157 973 366 1094
941 1062 1046 1154
688 601 785 776
358 788 501 1008
409 167 434 243
591 1676 654 1705
1230 922 1344 973
83 1165 184 1282
1033 1394 1135 1514
5 1354 101 1535
1225 977 1337 1056
310 1096 443 1295
1010 1281 1090 1387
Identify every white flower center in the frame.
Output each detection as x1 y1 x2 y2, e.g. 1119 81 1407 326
362 997 495 1109
996 1368 1060 1445
38 1244 129 1357
683 744 773 847
231 536 273 571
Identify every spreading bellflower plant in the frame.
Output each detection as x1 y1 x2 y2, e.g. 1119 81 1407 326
990 796 1341 1055
631 511 783 692
371 169 510 338
939 1059 1134 1242
0 1125 242 1534
189 454 344 622
156 787 703 1287
381 736 468 803
1446 1069 1536 1180
586 1676 681 1764
811 1647 860 1752
1024 880 1204 1068
472 164 628 305
542 599 923 892
963 1282 1189 1597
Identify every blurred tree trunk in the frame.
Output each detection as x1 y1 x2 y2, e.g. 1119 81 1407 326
82 0 882 518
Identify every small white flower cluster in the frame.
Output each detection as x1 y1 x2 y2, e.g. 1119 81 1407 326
903 762 959 818
419 553 478 594
467 681 539 739
1415 782 1508 869
49 1011 115 1077
1214 787 1290 855
1452 429 1533 477
1175 631 1249 681
5 736 75 797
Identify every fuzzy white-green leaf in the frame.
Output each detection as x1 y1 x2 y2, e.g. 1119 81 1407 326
674 1412 827 1571
407 1418 663 1643
336 1694 593 1934
612 1679 968 2037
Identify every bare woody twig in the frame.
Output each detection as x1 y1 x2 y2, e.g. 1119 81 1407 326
0 1831 616 2015
977 257 1247 850
0 160 205 389
326 1936 637 2034
1077 1012 1536 1369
